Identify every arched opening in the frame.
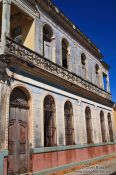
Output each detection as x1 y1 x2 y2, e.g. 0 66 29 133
100 111 107 142
64 101 74 145
81 53 86 79
8 87 30 174
43 24 53 60
95 64 99 86
85 107 93 144
62 38 69 69
44 95 56 147
107 113 114 142
103 73 107 91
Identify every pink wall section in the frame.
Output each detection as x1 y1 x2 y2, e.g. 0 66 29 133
31 144 116 173
4 158 7 175
3 145 116 174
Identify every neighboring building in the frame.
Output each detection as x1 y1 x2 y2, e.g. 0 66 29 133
0 0 115 174
113 104 116 131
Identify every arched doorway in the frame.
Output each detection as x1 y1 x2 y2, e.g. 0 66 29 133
85 107 93 144
100 111 107 142
107 113 114 142
44 95 56 147
64 101 74 145
8 87 30 174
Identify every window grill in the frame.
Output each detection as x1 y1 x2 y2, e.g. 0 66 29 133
44 95 56 147
85 107 93 144
64 101 74 145
108 113 114 142
100 111 107 142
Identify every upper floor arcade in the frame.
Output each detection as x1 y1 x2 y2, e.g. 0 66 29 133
0 0 112 103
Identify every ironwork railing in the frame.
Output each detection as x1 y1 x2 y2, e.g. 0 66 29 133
6 37 112 101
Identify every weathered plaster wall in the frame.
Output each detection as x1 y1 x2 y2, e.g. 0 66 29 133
3 69 114 149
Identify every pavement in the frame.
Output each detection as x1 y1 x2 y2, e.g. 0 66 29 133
65 158 116 175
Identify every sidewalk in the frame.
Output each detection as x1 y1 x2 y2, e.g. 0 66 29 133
65 158 116 175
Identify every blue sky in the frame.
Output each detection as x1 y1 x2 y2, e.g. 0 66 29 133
52 0 116 102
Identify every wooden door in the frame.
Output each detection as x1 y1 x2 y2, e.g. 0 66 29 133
8 89 29 175
85 107 93 144
86 117 93 144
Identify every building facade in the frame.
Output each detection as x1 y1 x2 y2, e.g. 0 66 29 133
113 104 116 131
0 0 116 174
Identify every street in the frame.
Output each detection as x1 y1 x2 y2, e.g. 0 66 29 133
65 158 116 175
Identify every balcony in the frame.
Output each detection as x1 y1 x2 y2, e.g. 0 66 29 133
4 37 112 101
0 2 35 51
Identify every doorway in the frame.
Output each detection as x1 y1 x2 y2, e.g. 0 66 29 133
8 88 30 174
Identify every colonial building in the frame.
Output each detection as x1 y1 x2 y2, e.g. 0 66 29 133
0 0 116 174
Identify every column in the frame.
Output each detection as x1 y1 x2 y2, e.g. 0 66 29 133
107 74 110 93
34 17 43 55
0 82 8 150
32 90 43 148
1 0 11 52
55 31 62 65
56 96 65 146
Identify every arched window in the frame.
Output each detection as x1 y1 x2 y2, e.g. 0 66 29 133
43 24 53 60
95 64 99 86
100 111 107 142
8 87 30 174
85 107 93 144
62 38 69 69
64 101 74 145
81 53 86 79
107 113 114 142
44 95 56 147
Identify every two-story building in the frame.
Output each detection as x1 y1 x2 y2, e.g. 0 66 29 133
0 0 116 174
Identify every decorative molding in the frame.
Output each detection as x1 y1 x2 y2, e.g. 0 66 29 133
32 142 116 154
6 38 112 101
12 0 36 18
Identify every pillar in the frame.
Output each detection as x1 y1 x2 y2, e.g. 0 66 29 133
1 0 11 52
107 74 110 93
0 81 8 150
